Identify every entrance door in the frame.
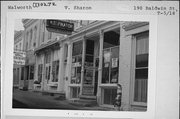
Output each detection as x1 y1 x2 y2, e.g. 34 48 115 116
82 40 96 96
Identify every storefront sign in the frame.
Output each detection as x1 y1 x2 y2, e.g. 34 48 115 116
46 20 74 35
14 50 26 65
72 62 81 67
112 58 118 68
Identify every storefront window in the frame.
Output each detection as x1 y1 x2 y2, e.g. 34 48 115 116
21 67 24 80
52 60 59 82
102 30 120 84
71 41 82 84
102 47 119 84
134 32 149 103
29 65 34 80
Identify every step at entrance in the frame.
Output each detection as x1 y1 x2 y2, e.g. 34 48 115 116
70 95 97 107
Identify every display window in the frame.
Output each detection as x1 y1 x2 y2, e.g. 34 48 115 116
102 46 119 84
52 60 59 82
71 41 82 84
38 64 43 82
102 30 120 84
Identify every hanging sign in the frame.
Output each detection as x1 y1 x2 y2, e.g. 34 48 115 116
112 58 118 68
46 20 74 35
14 50 26 65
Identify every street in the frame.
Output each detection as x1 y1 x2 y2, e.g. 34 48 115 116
13 89 114 111
13 89 81 110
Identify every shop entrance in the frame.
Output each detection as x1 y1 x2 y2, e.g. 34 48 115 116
82 36 99 97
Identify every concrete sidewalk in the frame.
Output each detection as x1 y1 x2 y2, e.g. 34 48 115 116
13 89 115 111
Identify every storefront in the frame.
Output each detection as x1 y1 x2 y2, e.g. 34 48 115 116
66 21 149 111
20 51 35 90
34 41 66 93
31 20 149 111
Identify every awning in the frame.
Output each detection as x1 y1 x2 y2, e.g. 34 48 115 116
34 39 60 54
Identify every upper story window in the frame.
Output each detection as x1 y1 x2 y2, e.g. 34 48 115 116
34 26 37 48
42 20 46 43
26 32 29 50
29 29 33 49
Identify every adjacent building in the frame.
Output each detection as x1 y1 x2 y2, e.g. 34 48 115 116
13 30 24 88
14 19 149 111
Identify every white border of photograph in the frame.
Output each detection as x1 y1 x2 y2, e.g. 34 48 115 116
3 12 157 119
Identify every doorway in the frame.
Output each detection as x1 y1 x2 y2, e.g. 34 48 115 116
82 35 99 97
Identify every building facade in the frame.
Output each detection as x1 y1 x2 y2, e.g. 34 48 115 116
16 19 149 111
13 30 24 88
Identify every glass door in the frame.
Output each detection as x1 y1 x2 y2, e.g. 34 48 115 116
82 40 95 96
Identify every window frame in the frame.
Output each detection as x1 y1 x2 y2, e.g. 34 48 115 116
131 32 149 107
70 40 83 85
102 46 119 84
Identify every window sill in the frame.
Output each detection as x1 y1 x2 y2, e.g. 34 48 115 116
131 102 147 107
69 84 81 87
99 84 117 88
47 82 58 87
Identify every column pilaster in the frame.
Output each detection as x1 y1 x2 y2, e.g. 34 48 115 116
97 29 104 104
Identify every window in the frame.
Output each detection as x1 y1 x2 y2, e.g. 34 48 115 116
45 53 51 81
102 30 120 84
17 68 19 83
38 64 43 82
134 32 149 103
34 26 37 47
52 60 59 82
45 53 51 64
42 20 45 43
45 66 51 81
71 41 82 84
29 29 33 49
26 32 29 50
103 88 117 105
21 67 24 80
29 65 34 80
102 47 119 84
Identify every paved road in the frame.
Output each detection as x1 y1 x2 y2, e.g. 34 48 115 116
13 89 116 111
13 89 80 110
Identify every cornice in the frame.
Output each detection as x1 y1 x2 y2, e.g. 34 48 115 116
122 22 149 31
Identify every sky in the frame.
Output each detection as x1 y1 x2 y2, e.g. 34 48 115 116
14 19 24 31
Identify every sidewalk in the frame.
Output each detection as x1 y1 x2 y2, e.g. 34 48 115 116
13 89 115 111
